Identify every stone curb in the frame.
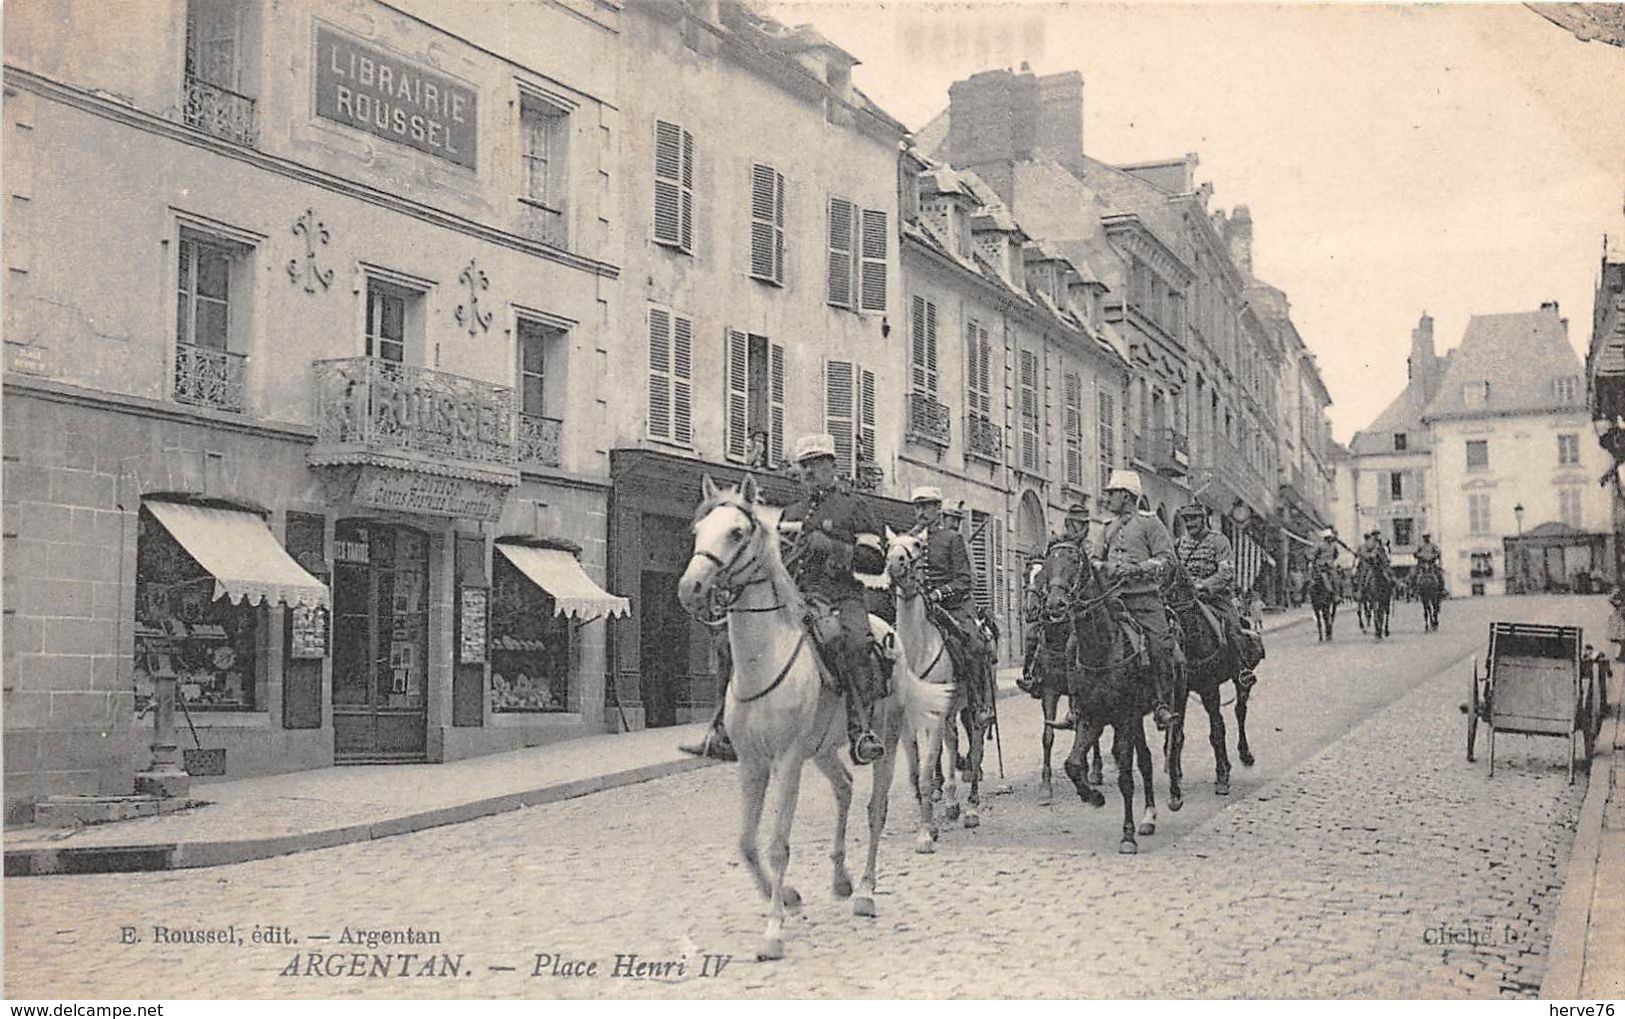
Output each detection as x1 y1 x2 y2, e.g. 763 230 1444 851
4 757 717 878
1540 697 1620 997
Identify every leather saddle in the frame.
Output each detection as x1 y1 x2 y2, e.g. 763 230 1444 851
803 593 895 696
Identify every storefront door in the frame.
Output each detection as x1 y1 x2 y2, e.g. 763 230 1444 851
639 570 686 728
332 520 430 761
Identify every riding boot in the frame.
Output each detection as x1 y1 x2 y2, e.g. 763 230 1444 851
1151 656 1176 731
678 700 737 762
842 654 885 766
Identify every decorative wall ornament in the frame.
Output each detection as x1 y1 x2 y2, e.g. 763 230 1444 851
287 209 333 293
455 259 492 336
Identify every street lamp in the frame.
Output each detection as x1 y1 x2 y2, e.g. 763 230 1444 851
1514 502 1525 535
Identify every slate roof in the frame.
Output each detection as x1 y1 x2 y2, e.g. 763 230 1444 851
1422 308 1581 421
1348 362 1449 456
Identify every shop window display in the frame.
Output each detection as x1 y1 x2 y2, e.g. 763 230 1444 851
490 550 571 713
134 507 263 714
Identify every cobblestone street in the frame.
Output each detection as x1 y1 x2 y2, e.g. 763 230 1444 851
4 596 1602 998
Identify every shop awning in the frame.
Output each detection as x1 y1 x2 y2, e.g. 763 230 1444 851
1390 553 1417 568
146 500 330 609
495 543 630 620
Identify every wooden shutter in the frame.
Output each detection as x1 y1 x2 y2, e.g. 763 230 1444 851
750 163 784 284
911 296 938 396
769 342 786 467
648 307 672 440
965 320 983 417
826 359 855 477
654 121 684 248
680 128 694 252
992 517 1005 619
1064 371 1083 486
1098 389 1115 492
828 197 856 308
859 366 876 468
673 314 693 445
969 510 992 614
1020 349 1039 472
859 209 888 312
725 329 749 461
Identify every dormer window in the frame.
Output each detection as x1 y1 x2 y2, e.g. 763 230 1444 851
1393 432 1407 451
1554 376 1578 402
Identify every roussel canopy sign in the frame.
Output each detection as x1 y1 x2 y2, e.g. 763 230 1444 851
314 25 478 170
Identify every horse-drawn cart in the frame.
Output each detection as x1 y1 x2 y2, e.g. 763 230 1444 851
1466 622 1606 782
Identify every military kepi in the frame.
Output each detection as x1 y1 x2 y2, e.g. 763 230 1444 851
793 433 837 463
910 486 943 504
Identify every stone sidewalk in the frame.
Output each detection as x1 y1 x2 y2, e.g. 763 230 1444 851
2 606 1314 876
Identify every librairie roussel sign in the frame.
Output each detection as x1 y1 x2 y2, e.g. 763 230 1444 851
314 25 478 170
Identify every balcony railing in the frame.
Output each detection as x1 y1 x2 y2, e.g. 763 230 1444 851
183 78 258 147
517 413 563 470
966 414 1003 462
905 392 951 447
312 357 515 469
174 343 247 412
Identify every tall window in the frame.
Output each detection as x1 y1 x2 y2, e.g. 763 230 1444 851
184 0 256 145
827 196 856 309
652 120 694 253
825 360 875 478
1392 518 1414 547
965 320 996 461
1558 433 1580 465
1019 349 1041 473
749 162 786 286
647 305 693 445
1465 439 1489 471
1098 389 1117 493
858 209 888 312
1468 493 1492 534
365 281 408 363
725 331 785 467
968 510 1004 618
1390 471 1405 501
518 320 549 417
516 319 564 468
910 295 939 397
1063 371 1084 488
519 92 569 243
178 235 233 352
1560 488 1583 527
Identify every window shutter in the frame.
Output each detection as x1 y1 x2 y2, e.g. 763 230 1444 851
911 296 928 393
965 321 981 417
769 342 786 467
774 170 786 285
828 197 855 308
673 314 693 445
859 366 877 468
725 329 749 461
1020 349 1039 472
654 121 683 248
1064 371 1083 487
648 307 672 440
970 510 992 614
826 359 855 477
992 518 1005 619
750 164 785 285
680 129 694 252
925 301 938 396
859 209 888 312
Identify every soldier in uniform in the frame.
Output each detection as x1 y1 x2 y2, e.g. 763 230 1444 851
1172 502 1244 670
911 487 994 729
780 434 888 765
1311 529 1342 574
1358 529 1391 572
1415 532 1443 577
1098 469 1178 730
1025 502 1093 686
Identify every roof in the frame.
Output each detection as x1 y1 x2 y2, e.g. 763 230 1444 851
1422 308 1581 420
1349 370 1444 455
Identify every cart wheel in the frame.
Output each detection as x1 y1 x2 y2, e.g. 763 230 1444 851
1467 660 1480 763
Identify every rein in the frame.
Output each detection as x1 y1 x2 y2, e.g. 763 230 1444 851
733 631 807 704
891 552 950 681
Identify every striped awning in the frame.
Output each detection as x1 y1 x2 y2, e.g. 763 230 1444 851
495 543 629 620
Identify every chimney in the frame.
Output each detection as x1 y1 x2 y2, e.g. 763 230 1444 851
1226 205 1253 277
1036 71 1085 175
948 67 1039 173
1540 300 1560 315
1408 312 1439 400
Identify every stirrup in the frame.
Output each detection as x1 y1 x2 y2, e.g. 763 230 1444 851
1153 705 1175 731
850 731 885 766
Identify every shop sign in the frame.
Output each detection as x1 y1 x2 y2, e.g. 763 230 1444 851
459 587 488 664
353 466 507 521
313 24 478 170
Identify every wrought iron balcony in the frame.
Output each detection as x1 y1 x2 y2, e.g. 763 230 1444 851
905 392 951 447
517 413 563 470
311 357 516 474
183 77 258 147
173 343 247 412
965 415 1003 462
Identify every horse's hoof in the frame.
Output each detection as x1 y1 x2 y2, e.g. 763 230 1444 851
1169 792 1184 812
963 810 980 829
1081 788 1105 808
915 833 935 854
1119 838 1138 855
1038 781 1053 805
1215 778 1231 796
943 802 960 822
852 896 877 918
1239 749 1255 768
1087 766 1104 787
781 886 803 910
757 938 785 962
1138 819 1156 836
832 873 853 899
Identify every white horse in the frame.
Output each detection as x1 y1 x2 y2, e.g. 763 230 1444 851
883 527 984 836
677 475 953 961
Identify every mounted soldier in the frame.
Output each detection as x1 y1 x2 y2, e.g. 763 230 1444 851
1312 528 1342 575
1357 529 1391 575
1172 502 1250 684
780 433 888 765
1415 532 1443 577
910 487 994 730
1025 501 1092 685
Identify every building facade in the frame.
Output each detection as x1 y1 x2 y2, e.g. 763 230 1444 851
3 0 630 818
1585 241 1625 593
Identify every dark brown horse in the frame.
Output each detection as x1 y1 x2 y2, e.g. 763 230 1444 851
1357 559 1394 640
1024 556 1101 803
1415 562 1443 631
1309 563 1339 642
1052 553 1160 854
1162 560 1255 801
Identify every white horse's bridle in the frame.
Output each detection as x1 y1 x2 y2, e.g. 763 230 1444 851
693 502 781 614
